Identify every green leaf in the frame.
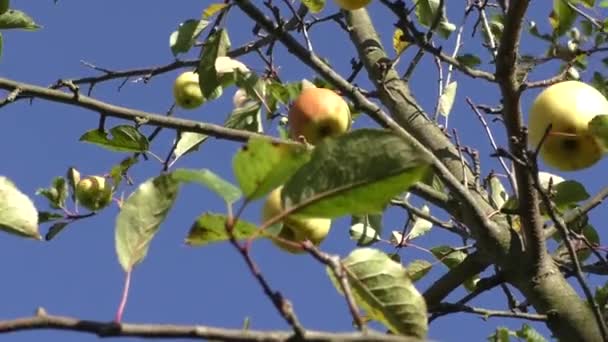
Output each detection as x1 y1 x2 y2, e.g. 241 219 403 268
0 176 40 239
45 221 70 241
38 211 63 224
328 248 428 338
349 214 382 246
595 280 608 313
0 9 40 30
225 102 263 133
414 0 455 38
515 324 548 342
66 167 80 203
405 259 433 282
79 125 149 153
407 205 433 240
489 174 508 209
169 19 208 56
233 137 312 201
437 81 457 117
197 28 230 98
589 114 608 150
185 212 258 246
36 176 68 210
301 0 325 13
115 174 180 272
549 0 577 37
431 245 479 291
109 156 138 189
456 53 481 68
173 132 208 162
553 180 590 208
488 327 513 342
172 168 241 204
282 129 430 219
0 0 8 15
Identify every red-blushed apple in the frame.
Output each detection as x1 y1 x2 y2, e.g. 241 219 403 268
288 87 351 145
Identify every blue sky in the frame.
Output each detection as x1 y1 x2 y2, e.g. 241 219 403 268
1 1 607 341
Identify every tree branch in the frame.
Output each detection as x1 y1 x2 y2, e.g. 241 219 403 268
0 309 420 342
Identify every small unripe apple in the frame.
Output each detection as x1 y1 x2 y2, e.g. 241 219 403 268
288 87 351 145
528 80 608 171
262 186 331 254
173 71 204 109
334 0 371 10
75 176 113 211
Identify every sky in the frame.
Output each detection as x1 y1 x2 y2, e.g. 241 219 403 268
1 1 607 342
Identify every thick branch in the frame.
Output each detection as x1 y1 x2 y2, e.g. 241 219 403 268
0 310 419 342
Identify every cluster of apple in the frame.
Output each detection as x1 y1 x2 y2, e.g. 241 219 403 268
172 69 351 253
528 80 608 171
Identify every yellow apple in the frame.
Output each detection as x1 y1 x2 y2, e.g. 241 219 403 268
173 71 204 109
261 186 331 254
528 80 608 171
75 176 113 211
334 0 371 10
288 87 351 145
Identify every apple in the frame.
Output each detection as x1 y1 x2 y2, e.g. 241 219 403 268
173 71 204 109
334 0 371 10
261 186 331 254
528 80 608 171
75 175 113 211
288 87 351 145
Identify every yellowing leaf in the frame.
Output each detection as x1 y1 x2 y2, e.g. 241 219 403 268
203 3 228 19
393 28 409 54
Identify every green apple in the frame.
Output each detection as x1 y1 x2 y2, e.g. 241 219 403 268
528 80 608 171
75 176 113 211
334 0 371 10
262 186 331 254
288 87 351 145
173 71 204 109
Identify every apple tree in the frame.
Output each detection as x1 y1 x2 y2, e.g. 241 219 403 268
2 1 608 341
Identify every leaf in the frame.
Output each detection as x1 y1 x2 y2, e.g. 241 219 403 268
549 0 577 37
197 29 230 98
553 180 590 208
203 3 228 19
45 221 70 241
115 174 180 272
173 132 208 163
185 213 258 246
456 53 481 68
0 0 8 15
405 259 433 282
109 156 138 189
589 114 608 150
301 0 325 13
414 0 455 39
349 214 382 246
595 280 608 314
437 81 457 117
233 137 312 201
328 248 428 338
0 9 40 30
215 56 250 76
79 125 149 153
431 245 479 291
488 174 508 209
66 167 81 203
393 28 409 54
172 168 241 204
488 327 513 342
282 129 430 219
0 176 40 239
36 176 68 210
38 211 63 224
225 102 263 133
169 19 208 56
407 205 433 240
515 324 548 342
538 171 564 190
